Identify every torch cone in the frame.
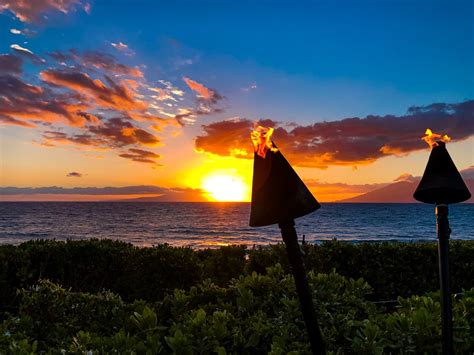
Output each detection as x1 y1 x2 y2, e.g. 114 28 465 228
414 141 471 204
414 135 471 355
249 128 325 354
250 147 320 227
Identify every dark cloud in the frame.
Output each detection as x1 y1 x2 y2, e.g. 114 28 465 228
0 114 35 127
48 50 143 77
0 43 184 168
82 51 143 77
0 0 89 23
0 74 89 127
0 54 22 75
0 185 168 195
119 148 160 164
66 171 82 177
0 185 205 202
195 101 474 168
40 69 144 111
89 118 160 147
41 117 160 149
42 130 105 147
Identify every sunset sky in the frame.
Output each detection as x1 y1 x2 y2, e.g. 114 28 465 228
0 0 473 202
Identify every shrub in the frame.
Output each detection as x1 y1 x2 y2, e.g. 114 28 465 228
1 239 473 312
1 267 473 353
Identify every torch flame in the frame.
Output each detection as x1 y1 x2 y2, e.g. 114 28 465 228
251 126 278 158
422 128 451 148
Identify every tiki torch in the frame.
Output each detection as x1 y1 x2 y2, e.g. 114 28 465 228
249 126 325 355
413 129 471 355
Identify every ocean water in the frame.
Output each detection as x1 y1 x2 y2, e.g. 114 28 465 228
0 202 472 248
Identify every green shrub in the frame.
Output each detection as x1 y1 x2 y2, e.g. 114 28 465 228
1 267 473 353
1 239 473 311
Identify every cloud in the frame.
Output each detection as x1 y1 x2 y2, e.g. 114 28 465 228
393 173 419 183
41 130 105 147
10 28 37 37
183 77 215 100
0 45 182 166
241 82 257 92
195 100 474 168
10 44 44 64
66 171 82 177
81 51 142 77
0 185 206 202
88 118 160 147
0 54 22 75
111 42 135 56
0 74 89 127
175 77 225 125
10 44 33 55
0 114 36 127
0 185 165 195
119 148 160 164
48 50 143 77
40 69 145 111
0 0 89 23
41 117 160 149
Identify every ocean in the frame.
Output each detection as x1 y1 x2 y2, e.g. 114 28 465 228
0 202 473 248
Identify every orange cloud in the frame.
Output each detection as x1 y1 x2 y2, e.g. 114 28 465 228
0 75 89 127
183 77 214 100
0 114 36 128
119 148 160 164
195 100 474 168
40 69 148 113
41 117 161 149
0 0 89 23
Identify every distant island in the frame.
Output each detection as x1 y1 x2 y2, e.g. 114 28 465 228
338 177 474 203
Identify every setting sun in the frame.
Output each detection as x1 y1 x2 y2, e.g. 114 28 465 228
202 174 249 201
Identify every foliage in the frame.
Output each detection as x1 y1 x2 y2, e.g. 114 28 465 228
1 239 473 353
1 239 473 313
0 267 473 353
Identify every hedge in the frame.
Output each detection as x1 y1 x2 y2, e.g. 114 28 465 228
1 269 473 353
1 239 473 313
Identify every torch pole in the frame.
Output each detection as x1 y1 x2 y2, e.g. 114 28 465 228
435 204 454 355
279 220 326 355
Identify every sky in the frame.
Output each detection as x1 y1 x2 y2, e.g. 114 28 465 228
0 0 473 202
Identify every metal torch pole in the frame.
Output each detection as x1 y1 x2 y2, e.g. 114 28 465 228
436 204 454 355
279 220 326 355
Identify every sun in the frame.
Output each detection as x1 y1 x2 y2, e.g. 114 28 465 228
202 174 249 202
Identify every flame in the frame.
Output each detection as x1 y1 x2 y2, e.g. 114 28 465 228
251 126 278 158
422 128 451 148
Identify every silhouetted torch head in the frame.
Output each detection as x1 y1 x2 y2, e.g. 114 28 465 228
414 129 471 204
249 126 320 227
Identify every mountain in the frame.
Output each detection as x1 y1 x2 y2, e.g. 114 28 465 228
339 179 474 203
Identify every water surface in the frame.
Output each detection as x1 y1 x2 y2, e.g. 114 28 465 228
0 202 472 248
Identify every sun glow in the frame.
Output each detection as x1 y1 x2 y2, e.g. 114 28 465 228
202 174 249 202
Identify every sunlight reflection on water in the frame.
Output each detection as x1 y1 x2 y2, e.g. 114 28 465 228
0 202 473 248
